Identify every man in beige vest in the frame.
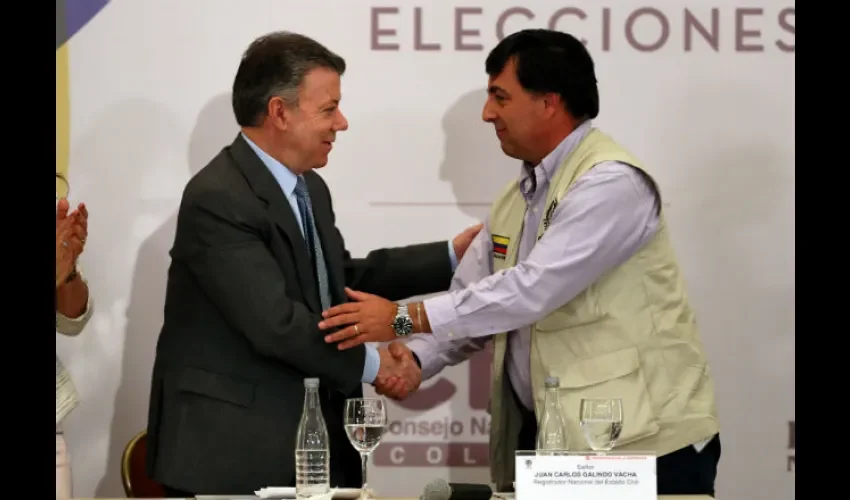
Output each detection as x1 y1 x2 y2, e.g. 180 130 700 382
319 29 720 496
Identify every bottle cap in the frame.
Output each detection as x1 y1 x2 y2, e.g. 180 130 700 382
304 378 320 389
544 376 560 388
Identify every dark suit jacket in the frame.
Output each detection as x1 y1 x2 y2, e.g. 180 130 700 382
145 134 452 494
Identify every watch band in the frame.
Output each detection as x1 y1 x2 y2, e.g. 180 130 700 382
392 304 414 337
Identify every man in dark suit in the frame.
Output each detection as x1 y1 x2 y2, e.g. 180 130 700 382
145 31 481 496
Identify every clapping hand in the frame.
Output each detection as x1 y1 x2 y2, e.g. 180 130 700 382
374 342 421 400
56 199 88 288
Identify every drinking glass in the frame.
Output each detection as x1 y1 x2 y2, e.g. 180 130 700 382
579 398 623 453
344 398 388 499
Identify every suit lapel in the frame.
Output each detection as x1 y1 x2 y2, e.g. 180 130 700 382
305 173 345 306
228 134 321 313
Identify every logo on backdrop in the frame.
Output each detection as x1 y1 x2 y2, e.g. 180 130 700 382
368 4 795 53
56 0 111 49
787 420 794 472
373 344 493 467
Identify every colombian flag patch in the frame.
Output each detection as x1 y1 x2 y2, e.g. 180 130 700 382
492 235 509 259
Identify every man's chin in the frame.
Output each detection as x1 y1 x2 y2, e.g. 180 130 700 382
312 155 330 170
499 143 521 160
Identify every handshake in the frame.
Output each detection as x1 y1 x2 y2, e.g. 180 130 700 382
374 342 421 400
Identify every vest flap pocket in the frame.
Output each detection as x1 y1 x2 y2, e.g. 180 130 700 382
555 348 660 448
560 348 640 389
177 367 256 408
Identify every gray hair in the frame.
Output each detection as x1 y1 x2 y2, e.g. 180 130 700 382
231 31 346 127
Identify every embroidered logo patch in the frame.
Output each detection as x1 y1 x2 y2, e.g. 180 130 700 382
492 234 509 260
538 199 558 241
543 199 558 231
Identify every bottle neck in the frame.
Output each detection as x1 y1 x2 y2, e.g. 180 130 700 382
303 387 320 411
543 387 561 411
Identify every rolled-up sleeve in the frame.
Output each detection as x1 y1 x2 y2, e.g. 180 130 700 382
56 269 93 336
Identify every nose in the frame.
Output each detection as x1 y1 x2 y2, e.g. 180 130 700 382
335 108 349 132
481 100 496 123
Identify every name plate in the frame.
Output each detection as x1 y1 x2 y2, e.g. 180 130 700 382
514 452 657 500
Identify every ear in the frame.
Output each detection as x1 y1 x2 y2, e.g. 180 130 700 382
540 92 562 118
267 96 289 131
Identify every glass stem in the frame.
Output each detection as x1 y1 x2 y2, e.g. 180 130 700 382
361 452 368 493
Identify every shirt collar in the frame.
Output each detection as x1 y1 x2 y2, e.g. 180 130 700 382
519 120 593 198
241 132 299 197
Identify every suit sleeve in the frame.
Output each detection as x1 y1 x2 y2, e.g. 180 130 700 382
178 188 366 395
344 241 453 300
317 181 454 300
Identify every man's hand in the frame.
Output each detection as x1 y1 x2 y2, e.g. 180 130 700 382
452 223 483 262
320 288 397 349
374 342 421 400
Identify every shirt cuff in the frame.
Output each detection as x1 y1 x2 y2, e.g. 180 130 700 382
405 338 445 381
361 344 380 384
447 240 458 271
423 294 459 342
56 294 94 337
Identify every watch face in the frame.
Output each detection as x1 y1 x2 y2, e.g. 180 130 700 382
393 316 414 336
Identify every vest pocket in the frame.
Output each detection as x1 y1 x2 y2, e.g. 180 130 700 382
535 289 602 331
556 347 660 449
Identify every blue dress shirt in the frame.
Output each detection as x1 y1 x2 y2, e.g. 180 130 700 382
242 133 457 384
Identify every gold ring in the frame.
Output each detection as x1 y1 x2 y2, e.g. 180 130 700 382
354 324 360 336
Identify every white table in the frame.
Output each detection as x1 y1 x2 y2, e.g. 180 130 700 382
76 496 713 499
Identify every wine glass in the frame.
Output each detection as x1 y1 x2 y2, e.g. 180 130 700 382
344 398 388 499
579 398 623 454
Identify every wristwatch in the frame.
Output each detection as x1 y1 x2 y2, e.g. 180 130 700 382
391 304 414 337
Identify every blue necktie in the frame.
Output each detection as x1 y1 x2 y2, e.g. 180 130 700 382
294 176 331 311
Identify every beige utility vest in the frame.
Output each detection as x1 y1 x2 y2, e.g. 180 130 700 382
486 129 719 488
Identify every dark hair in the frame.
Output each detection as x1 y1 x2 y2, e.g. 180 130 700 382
231 31 346 127
485 29 599 120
